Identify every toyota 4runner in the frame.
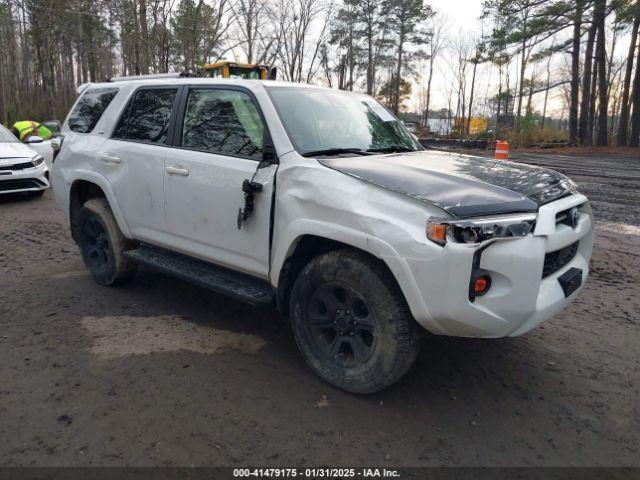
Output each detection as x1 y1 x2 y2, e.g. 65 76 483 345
52 78 594 393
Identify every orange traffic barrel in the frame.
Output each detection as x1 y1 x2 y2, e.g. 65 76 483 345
494 140 509 160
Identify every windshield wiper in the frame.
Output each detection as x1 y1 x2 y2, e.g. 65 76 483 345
301 148 371 157
366 145 417 153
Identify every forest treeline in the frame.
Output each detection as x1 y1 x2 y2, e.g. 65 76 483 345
480 0 640 147
0 0 639 147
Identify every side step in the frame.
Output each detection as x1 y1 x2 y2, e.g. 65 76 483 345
123 245 275 306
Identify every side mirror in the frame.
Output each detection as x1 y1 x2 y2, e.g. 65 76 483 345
25 136 44 144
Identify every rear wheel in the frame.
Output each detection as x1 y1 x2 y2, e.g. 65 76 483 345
290 250 421 394
77 198 137 285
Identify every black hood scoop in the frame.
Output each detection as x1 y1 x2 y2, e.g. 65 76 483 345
318 150 577 217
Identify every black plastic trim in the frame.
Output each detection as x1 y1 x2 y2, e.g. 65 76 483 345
468 242 495 302
558 267 583 298
542 241 580 278
0 178 46 192
123 244 275 306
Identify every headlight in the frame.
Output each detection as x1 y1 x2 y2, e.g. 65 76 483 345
31 154 44 167
427 213 537 246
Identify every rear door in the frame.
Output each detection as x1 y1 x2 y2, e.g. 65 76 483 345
163 86 276 278
99 86 181 242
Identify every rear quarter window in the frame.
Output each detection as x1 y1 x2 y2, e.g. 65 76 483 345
67 88 119 133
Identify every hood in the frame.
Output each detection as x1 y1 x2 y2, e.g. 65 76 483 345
318 150 577 218
0 142 37 165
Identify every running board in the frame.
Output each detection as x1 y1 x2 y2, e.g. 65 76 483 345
123 245 275 306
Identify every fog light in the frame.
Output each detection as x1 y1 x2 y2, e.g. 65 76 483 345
474 276 491 295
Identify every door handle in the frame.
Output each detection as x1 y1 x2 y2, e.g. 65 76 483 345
166 165 189 176
99 152 121 164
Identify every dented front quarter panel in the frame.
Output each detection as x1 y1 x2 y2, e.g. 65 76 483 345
270 151 455 334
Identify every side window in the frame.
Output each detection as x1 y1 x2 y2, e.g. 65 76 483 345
181 89 264 159
113 88 178 144
68 88 119 133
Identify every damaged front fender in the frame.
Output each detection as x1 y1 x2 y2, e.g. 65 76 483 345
270 155 450 333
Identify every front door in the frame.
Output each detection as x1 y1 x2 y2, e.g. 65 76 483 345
163 87 276 278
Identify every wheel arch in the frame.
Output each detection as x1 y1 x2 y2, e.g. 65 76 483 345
68 174 132 242
275 233 406 316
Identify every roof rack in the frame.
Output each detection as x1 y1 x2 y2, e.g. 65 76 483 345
108 72 196 82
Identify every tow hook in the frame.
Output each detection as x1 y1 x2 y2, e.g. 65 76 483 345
237 179 263 229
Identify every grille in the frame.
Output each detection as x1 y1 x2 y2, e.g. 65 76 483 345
0 161 33 172
0 178 45 192
543 241 579 278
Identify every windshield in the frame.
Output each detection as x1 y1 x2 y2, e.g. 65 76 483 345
0 124 18 143
266 86 421 155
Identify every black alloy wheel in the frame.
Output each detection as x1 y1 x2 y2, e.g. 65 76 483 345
81 215 114 277
306 283 376 368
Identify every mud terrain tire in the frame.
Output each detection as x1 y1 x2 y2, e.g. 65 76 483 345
290 249 421 394
77 198 137 286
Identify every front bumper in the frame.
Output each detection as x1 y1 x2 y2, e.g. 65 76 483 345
0 162 50 194
404 194 594 337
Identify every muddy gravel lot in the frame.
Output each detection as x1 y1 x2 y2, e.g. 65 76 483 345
0 151 638 467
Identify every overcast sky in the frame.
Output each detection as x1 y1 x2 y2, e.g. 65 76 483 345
409 0 573 117
412 0 487 114
429 0 483 30
413 0 633 119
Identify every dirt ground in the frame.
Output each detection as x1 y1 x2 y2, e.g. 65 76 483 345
0 151 638 467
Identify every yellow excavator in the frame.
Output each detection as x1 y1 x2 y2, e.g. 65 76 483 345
203 61 276 80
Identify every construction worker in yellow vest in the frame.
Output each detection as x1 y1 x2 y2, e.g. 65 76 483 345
11 120 53 142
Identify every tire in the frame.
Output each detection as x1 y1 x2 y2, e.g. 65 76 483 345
289 249 421 394
77 197 138 286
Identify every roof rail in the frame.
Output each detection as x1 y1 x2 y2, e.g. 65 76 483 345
108 72 195 82
77 82 92 94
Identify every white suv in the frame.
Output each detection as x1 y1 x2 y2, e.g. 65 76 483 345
52 78 594 393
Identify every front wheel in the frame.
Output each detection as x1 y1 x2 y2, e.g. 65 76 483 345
289 250 421 394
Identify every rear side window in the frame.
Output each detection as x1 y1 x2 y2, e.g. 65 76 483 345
181 88 264 159
113 88 178 144
67 88 119 133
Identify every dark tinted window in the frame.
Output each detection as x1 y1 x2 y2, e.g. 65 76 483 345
68 88 119 133
181 89 264 159
113 88 177 143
